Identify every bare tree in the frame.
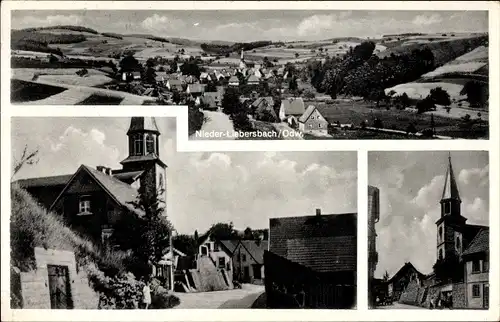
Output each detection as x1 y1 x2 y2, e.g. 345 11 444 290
12 145 39 181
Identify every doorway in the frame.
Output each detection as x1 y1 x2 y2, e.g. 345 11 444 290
47 265 73 309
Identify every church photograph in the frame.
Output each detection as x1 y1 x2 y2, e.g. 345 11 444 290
9 116 357 309
368 151 489 310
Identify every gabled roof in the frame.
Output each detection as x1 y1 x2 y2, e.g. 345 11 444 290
16 174 72 188
50 165 141 215
228 76 239 83
167 79 182 85
219 240 240 254
204 92 220 100
269 213 357 270
442 155 461 201
298 105 319 123
251 96 274 109
387 262 425 283
238 240 268 264
247 75 259 83
112 170 144 183
187 84 205 93
462 228 489 256
281 98 305 116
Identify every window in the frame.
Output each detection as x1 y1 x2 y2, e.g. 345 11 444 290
439 226 443 242
214 242 219 252
78 196 91 215
242 254 247 262
472 259 481 273
444 202 451 214
456 236 461 252
318 123 322 128
472 284 481 298
483 258 489 272
145 134 155 154
218 257 226 269
133 134 143 155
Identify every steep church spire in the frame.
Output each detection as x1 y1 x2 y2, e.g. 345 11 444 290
441 152 461 202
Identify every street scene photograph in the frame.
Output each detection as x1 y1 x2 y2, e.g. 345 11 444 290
368 151 489 309
9 9 489 140
10 116 357 309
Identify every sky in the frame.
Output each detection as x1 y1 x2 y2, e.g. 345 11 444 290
11 10 488 42
11 117 357 235
369 151 489 279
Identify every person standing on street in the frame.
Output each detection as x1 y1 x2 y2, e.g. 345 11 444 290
142 279 152 309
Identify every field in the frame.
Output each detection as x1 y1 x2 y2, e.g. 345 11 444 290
385 82 465 100
35 74 113 87
422 45 488 78
310 100 487 139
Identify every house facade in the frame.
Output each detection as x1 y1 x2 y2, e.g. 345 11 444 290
17 117 168 248
197 234 234 273
279 98 305 125
231 240 268 285
462 229 489 309
298 105 329 135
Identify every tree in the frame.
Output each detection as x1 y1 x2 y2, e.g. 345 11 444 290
112 184 173 279
208 222 238 240
243 227 253 240
288 76 298 92
194 230 199 241
429 87 451 106
172 91 182 104
416 96 435 114
221 87 242 116
383 271 390 282
180 61 201 78
119 54 141 73
12 145 39 181
460 81 488 108
172 234 197 256
373 118 383 129
143 66 157 85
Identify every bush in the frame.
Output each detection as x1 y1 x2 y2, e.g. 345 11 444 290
429 87 451 106
92 271 144 309
373 118 383 129
421 128 434 138
150 285 180 309
303 90 315 99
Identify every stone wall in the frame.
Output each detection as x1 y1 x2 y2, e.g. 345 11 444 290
399 279 420 305
17 247 98 309
452 282 466 308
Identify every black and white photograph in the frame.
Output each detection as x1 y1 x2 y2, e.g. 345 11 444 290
10 116 357 309
368 151 489 309
9 10 489 140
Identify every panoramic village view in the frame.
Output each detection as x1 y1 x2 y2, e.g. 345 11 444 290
368 151 489 309
10 116 358 309
10 10 489 139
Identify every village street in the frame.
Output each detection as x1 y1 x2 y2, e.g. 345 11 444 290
377 302 427 309
173 284 265 309
195 110 236 140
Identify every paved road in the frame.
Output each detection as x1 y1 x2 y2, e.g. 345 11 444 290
173 284 264 309
193 110 236 140
376 302 428 309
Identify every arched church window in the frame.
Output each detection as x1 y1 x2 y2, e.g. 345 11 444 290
456 236 461 251
133 134 143 155
444 201 451 214
146 134 155 155
439 226 443 242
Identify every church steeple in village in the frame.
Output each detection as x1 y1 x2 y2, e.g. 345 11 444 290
436 153 467 261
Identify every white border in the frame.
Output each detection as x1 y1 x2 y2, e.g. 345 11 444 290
1 1 499 322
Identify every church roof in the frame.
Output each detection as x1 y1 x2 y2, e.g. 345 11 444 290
441 155 461 201
127 117 160 135
16 174 72 188
120 154 167 168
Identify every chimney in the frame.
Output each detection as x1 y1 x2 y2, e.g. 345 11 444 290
316 208 321 216
96 166 105 173
105 167 113 176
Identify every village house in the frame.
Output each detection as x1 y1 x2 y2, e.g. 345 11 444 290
199 72 212 83
266 209 357 309
462 228 489 309
251 97 277 121
298 105 329 135
228 75 240 87
279 97 306 126
154 71 169 85
197 234 234 273
247 74 260 86
385 262 425 302
166 79 183 91
231 240 268 285
186 83 206 97
17 117 168 248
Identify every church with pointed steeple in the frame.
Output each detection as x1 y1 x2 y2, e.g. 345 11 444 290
16 117 168 246
435 154 485 262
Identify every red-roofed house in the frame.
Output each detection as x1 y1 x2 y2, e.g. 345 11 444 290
15 117 167 248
